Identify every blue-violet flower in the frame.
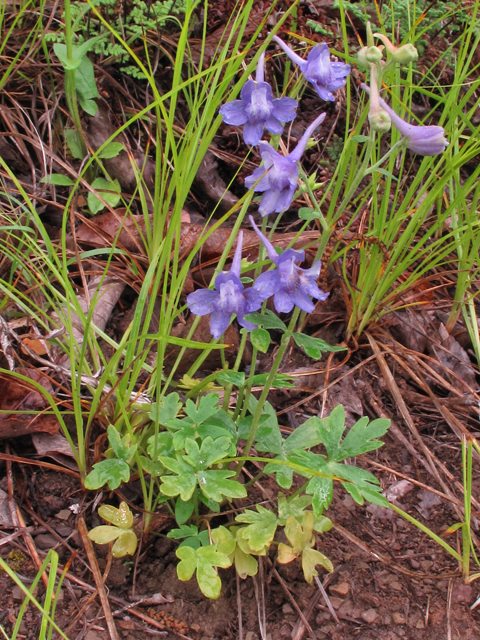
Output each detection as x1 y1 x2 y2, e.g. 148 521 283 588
273 36 351 102
219 52 298 146
250 216 329 314
245 112 326 217
186 231 262 338
361 83 449 156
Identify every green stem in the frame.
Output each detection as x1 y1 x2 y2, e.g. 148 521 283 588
240 308 301 464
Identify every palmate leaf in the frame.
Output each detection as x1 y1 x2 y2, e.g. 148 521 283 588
84 458 130 490
235 505 278 554
337 417 390 460
176 544 232 599
184 394 220 424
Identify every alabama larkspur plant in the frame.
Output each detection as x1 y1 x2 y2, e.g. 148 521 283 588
250 216 329 313
245 112 326 216
186 231 262 338
273 36 351 102
219 52 298 146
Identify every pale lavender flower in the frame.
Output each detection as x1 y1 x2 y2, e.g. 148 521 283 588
219 52 298 146
245 112 326 216
250 217 329 314
361 83 449 156
186 232 262 338
273 36 351 102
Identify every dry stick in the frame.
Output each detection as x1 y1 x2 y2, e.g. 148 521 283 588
264 557 316 640
236 572 243 640
331 519 460 579
367 334 465 522
77 518 120 640
5 453 49 589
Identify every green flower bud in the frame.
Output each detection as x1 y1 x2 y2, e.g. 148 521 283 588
365 46 383 64
391 43 418 63
368 109 392 133
357 46 368 66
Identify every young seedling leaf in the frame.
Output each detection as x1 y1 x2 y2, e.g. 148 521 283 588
88 178 121 215
298 207 322 221
175 495 195 525
98 502 133 529
65 129 84 159
98 142 125 159
40 174 75 186
149 393 182 425
176 544 232 599
216 371 246 387
184 394 220 424
107 424 137 462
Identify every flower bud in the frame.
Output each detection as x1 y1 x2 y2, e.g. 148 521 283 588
374 33 418 63
357 46 368 66
365 46 383 64
368 109 391 133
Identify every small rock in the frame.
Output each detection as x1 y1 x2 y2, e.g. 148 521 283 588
416 619 425 629
392 612 406 625
361 609 378 624
421 560 433 572
329 581 349 596
338 600 354 617
316 611 330 624
390 581 403 591
409 558 420 569
282 603 294 614
452 582 472 604
279 625 291 638
13 585 37 601
117 619 136 630
328 596 344 610
55 509 72 521
190 623 201 633
84 631 108 640
55 525 72 537
34 533 58 550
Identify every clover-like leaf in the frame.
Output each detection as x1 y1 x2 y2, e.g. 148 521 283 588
98 502 133 529
176 544 232 599
84 458 130 490
184 394 220 425
149 393 182 425
235 505 278 554
197 470 247 502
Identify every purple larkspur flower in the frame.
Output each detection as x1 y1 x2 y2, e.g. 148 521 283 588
273 36 351 102
186 232 262 338
244 112 326 217
361 84 449 156
250 217 329 314
219 52 298 146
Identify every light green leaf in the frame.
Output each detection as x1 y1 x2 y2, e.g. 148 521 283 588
216 371 245 387
84 458 130 490
65 129 84 159
235 505 278 553
175 496 195 525
198 469 247 502
302 547 333 583
292 333 347 359
98 142 126 159
337 416 389 460
235 546 258 578
184 394 220 424
244 309 287 330
184 436 231 470
146 432 174 460
160 472 197 501
40 174 75 186
277 494 313 525
298 207 322 221
112 529 137 557
306 476 334 515
88 525 122 545
98 502 133 529
107 424 137 462
250 328 270 353
88 177 121 215
149 393 182 425
176 544 232 599
317 405 347 461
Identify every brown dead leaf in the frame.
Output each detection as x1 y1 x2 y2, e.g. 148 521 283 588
0 368 59 439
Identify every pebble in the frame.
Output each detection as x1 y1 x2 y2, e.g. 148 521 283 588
282 603 294 614
416 619 425 629
55 525 72 537
392 612 406 625
390 581 403 591
361 608 378 624
328 597 344 610
190 623 201 632
34 533 58 550
329 581 349 596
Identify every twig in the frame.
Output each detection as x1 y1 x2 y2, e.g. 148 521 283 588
78 517 120 640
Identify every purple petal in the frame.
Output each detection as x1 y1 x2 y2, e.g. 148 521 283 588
245 166 271 192
252 270 280 301
249 216 279 263
210 310 232 339
265 115 284 135
290 289 315 313
243 121 265 146
271 97 298 123
289 112 326 162
258 142 282 169
240 80 256 105
278 248 305 265
259 188 284 216
272 186 296 213
305 44 332 85
300 259 322 279
302 280 329 301
245 83 274 122
272 35 306 68
330 61 351 80
219 100 249 126
255 51 265 84
274 290 295 313
245 287 263 311
230 231 243 278
312 83 335 102
187 289 219 316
